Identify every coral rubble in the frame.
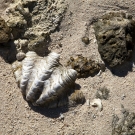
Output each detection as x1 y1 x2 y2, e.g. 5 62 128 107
96 87 110 100
66 55 105 78
0 16 11 43
94 12 135 67
112 105 135 135
6 0 67 55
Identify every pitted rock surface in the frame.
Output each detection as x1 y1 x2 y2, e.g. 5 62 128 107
0 17 11 43
94 12 135 67
6 0 66 55
112 106 135 135
66 55 105 78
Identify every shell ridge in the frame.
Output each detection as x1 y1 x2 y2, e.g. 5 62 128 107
20 55 36 94
12 51 78 107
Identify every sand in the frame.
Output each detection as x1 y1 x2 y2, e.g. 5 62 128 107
0 0 135 134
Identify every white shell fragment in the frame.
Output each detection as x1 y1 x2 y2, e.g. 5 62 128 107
90 98 103 112
12 51 77 107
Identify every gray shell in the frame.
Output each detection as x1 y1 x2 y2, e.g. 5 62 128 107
12 51 78 107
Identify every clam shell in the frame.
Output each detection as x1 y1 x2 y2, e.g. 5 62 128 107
12 51 78 108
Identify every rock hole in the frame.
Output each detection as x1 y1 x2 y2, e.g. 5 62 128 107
103 36 106 39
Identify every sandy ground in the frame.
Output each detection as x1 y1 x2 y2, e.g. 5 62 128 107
0 0 135 135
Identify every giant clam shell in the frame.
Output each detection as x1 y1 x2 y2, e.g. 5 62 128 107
12 51 78 108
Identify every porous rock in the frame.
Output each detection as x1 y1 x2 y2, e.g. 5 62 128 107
68 90 85 106
112 105 135 135
96 87 110 100
5 0 67 55
94 12 135 67
66 55 105 78
0 16 11 43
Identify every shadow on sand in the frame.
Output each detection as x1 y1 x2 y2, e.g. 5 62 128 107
102 49 135 77
0 41 17 63
26 83 81 118
29 104 69 118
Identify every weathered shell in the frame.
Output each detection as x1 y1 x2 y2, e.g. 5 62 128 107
12 51 78 107
16 52 26 61
90 98 103 112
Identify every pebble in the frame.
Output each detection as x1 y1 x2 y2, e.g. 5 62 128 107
121 94 126 100
59 113 64 120
82 36 90 45
58 43 62 47
92 114 96 119
86 99 90 106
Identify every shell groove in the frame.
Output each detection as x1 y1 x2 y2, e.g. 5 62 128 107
12 51 78 107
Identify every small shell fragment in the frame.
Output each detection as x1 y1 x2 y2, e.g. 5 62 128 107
90 98 103 111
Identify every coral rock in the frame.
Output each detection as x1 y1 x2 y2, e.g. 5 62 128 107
68 90 85 106
96 87 110 100
112 105 135 135
67 55 105 78
12 51 85 108
94 12 135 67
5 0 66 55
16 51 26 61
0 16 11 43
82 36 90 45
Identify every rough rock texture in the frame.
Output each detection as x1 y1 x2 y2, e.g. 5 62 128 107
94 12 135 67
66 55 105 78
68 90 85 106
112 106 135 135
95 87 110 100
0 16 11 43
5 0 66 55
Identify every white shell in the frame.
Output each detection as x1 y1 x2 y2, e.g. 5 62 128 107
12 51 77 107
90 98 103 112
16 52 26 61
